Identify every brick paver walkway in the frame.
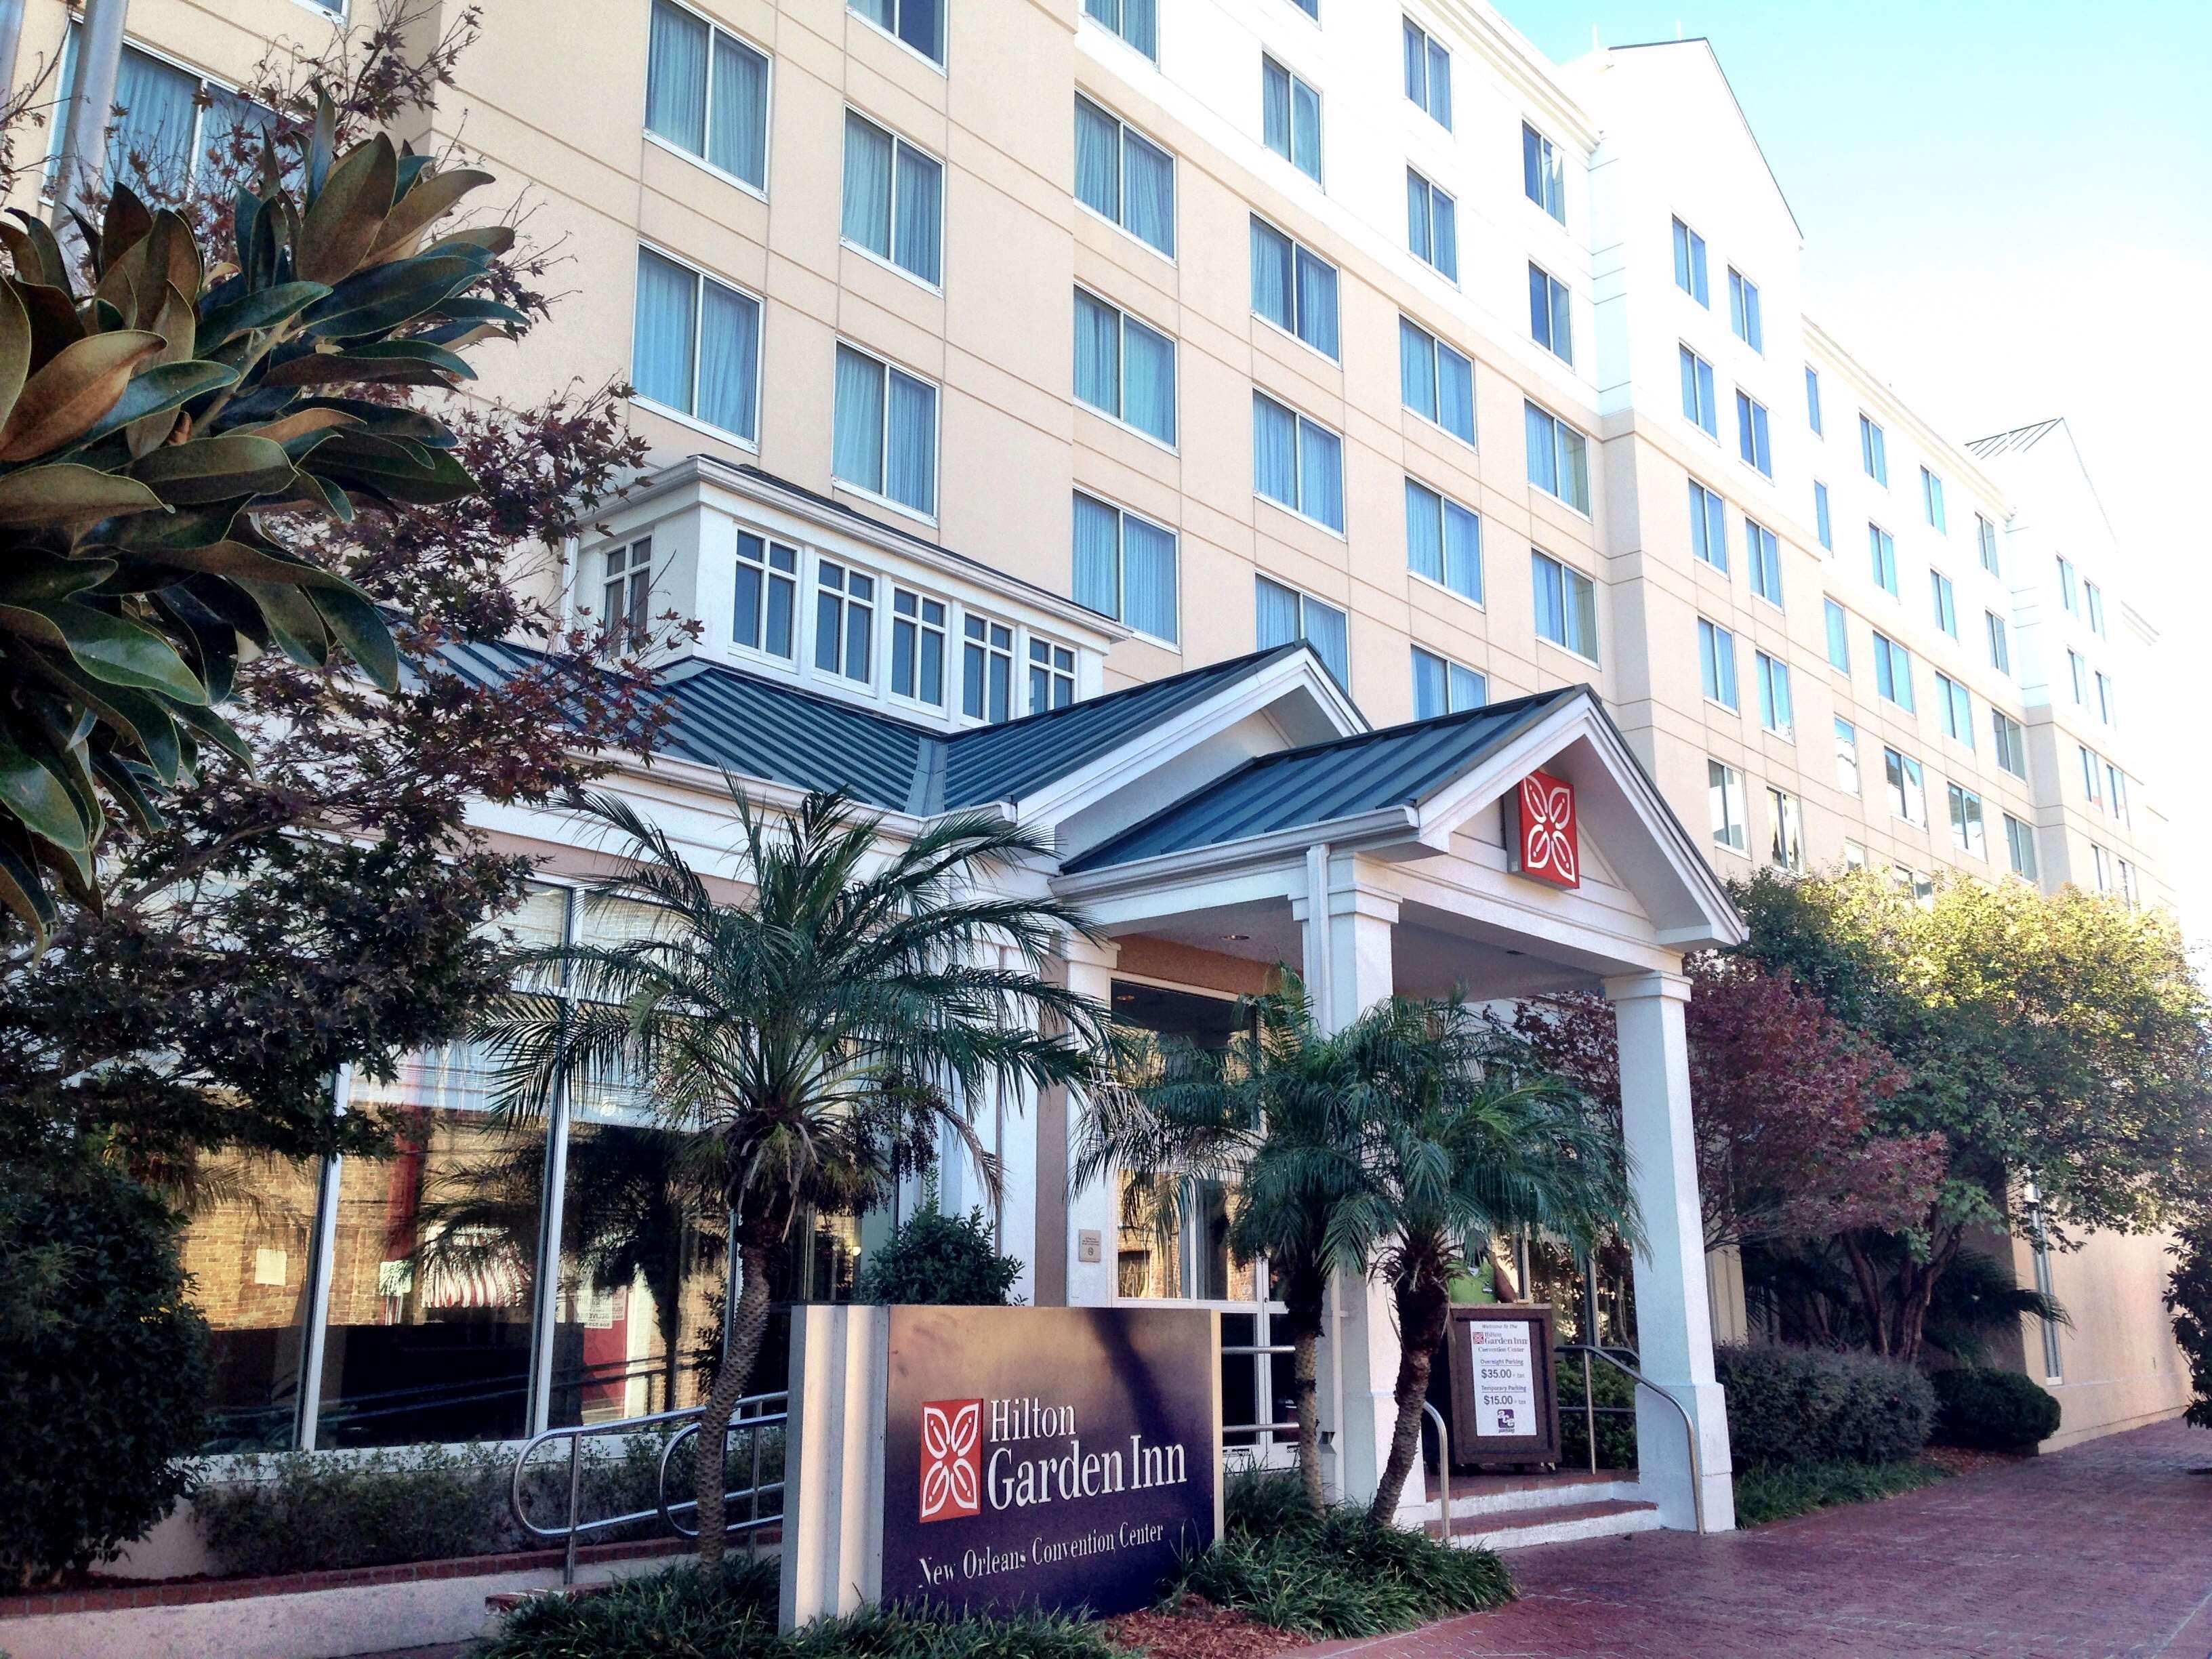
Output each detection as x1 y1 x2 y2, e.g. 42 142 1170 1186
1305 1418 2212 1659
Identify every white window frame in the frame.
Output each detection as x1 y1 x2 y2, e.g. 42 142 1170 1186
1735 388 1772 477
1261 54 1324 183
1727 266 1763 353
832 340 940 522
643 0 773 199
731 529 800 665
1532 549 1599 661
1525 401 1591 516
848 0 946 72
886 584 949 711
1708 758 1748 855
1671 215 1708 306
1698 616 1739 712
1252 390 1346 535
811 554 879 687
1411 646 1486 718
630 243 764 450
1679 344 1718 438
1076 94 1176 260
1073 491 1181 647
1074 285 1179 450
840 107 945 290
1859 413 1888 485
1249 214 1340 361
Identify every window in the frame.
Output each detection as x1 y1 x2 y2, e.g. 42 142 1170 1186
1976 513 2000 575
1868 523 1898 596
2118 858 2138 906
2004 813 2038 880
1948 782 1986 858
1262 56 1322 181
1698 618 1738 710
1805 365 1823 434
1746 516 1782 605
52 28 268 200
962 615 1015 722
1767 785 1803 871
1727 267 1763 352
1405 479 1482 602
1529 264 1572 363
1824 598 1851 671
1256 576 1349 683
2106 764 2128 823
2056 555 2078 613
1252 392 1345 530
1525 403 1590 512
1084 0 1158 58
1287 0 1319 16
1884 746 1927 827
2095 671 2115 726
1986 611 2010 675
644 1 769 190
1074 289 1176 445
1843 839 1868 870
632 248 762 443
2091 842 2112 893
1755 651 1793 738
2066 649 2087 704
1930 569 1957 636
732 532 798 660
1412 648 1486 718
832 343 937 514
1814 480 1832 550
2078 744 2100 802
1736 390 1771 477
1029 638 1076 712
1921 466 1947 533
842 111 943 285
1679 346 1718 436
1532 551 1597 658
1835 716 1860 795
888 588 946 704
1402 18 1452 127
1859 413 1888 485
850 0 942 64
1076 96 1174 255
1992 710 2028 780
1687 480 1727 571
813 558 875 682
1522 123 1565 222
599 536 653 652
1400 318 1475 443
2085 580 2105 636
1668 218 1712 307
1935 672 1973 747
1406 168 1458 279
1250 219 1339 356
1073 492 1179 642
1872 631 1914 712
1708 760 1748 853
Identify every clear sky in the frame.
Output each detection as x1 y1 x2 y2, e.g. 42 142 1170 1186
1492 0 2212 948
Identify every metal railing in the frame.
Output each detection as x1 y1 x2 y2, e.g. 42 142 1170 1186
508 1389 788 1586
1555 1343 1704 1535
1420 1399 1452 1539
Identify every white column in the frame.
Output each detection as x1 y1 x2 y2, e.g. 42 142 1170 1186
991 946 1041 1304
1061 934 1121 1309
1604 969 1735 1532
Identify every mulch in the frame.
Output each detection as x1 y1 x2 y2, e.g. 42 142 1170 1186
1919 1444 2034 1477
1103 1595 1308 1659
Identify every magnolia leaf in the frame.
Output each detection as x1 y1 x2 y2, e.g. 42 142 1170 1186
171 697 253 766
363 166 497 266
304 251 489 340
235 407 361 446
98 497 244 553
310 442 475 507
295 134 397 285
0 279 29 431
234 575 334 668
90 750 168 832
9 278 85 375
306 578 399 691
197 280 332 350
70 359 238 459
4 598 209 703
98 184 155 279
128 432 298 504
0 548 115 602
306 94 337 201
0 330 163 462
0 462 165 528
3 211 75 294
0 822 56 942
37 653 183 785
0 728 96 852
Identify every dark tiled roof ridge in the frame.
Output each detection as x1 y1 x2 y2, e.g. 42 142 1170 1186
944 640 1310 752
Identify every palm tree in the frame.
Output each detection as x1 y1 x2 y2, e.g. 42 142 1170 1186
1347 998 1639 1524
477 783 1110 1567
1073 980 1383 1517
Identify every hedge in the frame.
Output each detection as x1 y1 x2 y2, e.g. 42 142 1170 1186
1930 1368 2061 1450
1715 1343 1933 1467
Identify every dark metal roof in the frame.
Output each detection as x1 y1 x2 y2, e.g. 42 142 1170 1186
1064 686 1585 872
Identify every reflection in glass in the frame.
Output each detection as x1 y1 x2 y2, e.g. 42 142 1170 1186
178 1152 319 1451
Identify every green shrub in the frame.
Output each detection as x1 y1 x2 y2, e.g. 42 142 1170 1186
854 1204 1022 1306
0 1153 210 1584
1929 1367 2061 1450
1733 1457 1950 1526
1556 1357 1637 1470
1716 1343 1933 1467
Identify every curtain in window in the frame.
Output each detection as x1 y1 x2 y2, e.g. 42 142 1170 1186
1525 405 1556 494
709 33 769 186
894 146 943 283
1560 428 1589 509
1295 250 1336 356
695 281 759 441
1251 221 1292 329
1399 320 1435 418
1431 190 1458 280
1073 494 1120 618
1255 578 1300 651
1304 602 1348 683
1449 663 1483 710
1122 0 1158 56
1263 60 1290 159
895 0 943 60
1443 500 1481 600
646 1 710 155
1437 350 1473 440
1401 22 1422 102
834 346 884 491
842 114 894 255
886 369 936 513
1532 555 1563 643
1252 395 1296 505
111 46 199 194
1084 0 1115 26
1123 321 1174 444
1291 79 1321 178
1073 291 1120 416
1123 516 1176 642
1406 173 1429 264
198 89 268 192
632 251 698 413
1075 101 1119 221
851 0 895 29
1413 650 1446 720
1299 424 1343 531
1405 483 1443 584
1123 132 1174 253
1425 39 1452 126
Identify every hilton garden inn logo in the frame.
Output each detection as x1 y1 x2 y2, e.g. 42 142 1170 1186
918 1395 1189 1523
919 1399 983 1522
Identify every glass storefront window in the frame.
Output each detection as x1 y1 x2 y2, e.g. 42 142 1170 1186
180 1151 320 1452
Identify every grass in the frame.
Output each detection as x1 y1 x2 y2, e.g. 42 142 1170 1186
1732 1457 1952 1527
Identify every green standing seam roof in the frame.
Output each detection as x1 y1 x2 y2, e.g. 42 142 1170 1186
1063 685 1586 872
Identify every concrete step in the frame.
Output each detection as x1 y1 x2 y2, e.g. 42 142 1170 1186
1428 1496 1662 1551
1420 1469 1642 1519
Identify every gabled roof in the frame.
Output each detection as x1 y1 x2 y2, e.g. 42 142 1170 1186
1065 687 1582 872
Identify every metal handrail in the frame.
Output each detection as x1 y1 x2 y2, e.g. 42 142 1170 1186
1420 1399 1452 1541
508 1389 789 1586
1555 1343 1704 1535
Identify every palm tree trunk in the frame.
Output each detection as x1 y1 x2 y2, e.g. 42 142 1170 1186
1292 1327 1324 1517
693 1238 773 1570
1367 1284 1451 1526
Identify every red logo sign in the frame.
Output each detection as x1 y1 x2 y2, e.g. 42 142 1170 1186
919 1399 982 1523
1513 769 1579 888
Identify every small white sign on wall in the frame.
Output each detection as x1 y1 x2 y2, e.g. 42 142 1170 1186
1468 1319 1538 1439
